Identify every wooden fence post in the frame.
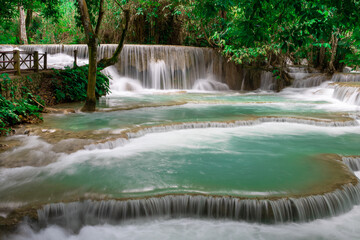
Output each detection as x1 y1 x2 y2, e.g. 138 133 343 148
74 50 78 66
34 51 39 72
2 53 5 70
13 50 21 76
44 52 47 70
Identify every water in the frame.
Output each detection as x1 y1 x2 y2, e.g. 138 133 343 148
1 44 360 239
2 124 359 203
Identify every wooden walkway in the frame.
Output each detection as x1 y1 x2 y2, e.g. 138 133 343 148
0 50 47 75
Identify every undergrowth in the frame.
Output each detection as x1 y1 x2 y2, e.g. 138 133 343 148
0 74 44 135
53 65 110 103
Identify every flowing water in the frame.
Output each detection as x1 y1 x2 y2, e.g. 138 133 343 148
1 44 360 239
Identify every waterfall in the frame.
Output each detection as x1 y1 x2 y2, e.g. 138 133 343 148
16 44 228 90
332 73 360 82
116 45 224 90
287 66 329 88
333 85 360 106
292 74 329 88
259 71 275 90
36 182 360 232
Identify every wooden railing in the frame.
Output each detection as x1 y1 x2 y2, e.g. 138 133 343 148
0 50 47 75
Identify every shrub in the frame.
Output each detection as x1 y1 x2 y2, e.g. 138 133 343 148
0 74 44 135
53 65 110 103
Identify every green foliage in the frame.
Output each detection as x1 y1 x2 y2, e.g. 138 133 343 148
53 65 110 103
0 20 18 44
185 0 360 70
0 0 83 44
0 74 44 135
1 0 360 70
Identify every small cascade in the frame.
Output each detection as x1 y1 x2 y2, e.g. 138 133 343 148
259 71 275 90
36 183 360 232
332 73 360 82
333 85 360 106
126 118 358 139
287 66 328 88
192 78 230 91
292 74 329 88
342 156 360 171
287 67 312 81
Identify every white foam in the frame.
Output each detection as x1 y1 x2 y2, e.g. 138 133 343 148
101 66 143 94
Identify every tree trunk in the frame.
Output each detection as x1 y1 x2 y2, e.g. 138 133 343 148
328 33 339 74
81 41 98 112
18 5 28 44
307 44 313 67
318 40 326 69
25 9 33 42
77 0 104 112
77 0 128 112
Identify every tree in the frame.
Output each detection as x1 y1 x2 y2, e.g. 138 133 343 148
18 4 28 44
75 0 130 112
188 0 360 74
0 0 61 43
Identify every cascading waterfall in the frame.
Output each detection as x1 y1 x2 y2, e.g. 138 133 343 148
36 182 360 233
4 44 360 92
17 44 227 90
333 85 360 106
116 45 224 90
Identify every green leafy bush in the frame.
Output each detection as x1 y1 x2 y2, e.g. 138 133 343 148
53 65 110 103
0 74 44 135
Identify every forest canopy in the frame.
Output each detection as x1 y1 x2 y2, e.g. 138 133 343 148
0 0 359 71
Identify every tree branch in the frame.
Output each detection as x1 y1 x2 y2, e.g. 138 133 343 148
95 0 105 36
114 0 124 11
200 22 216 48
97 8 130 68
